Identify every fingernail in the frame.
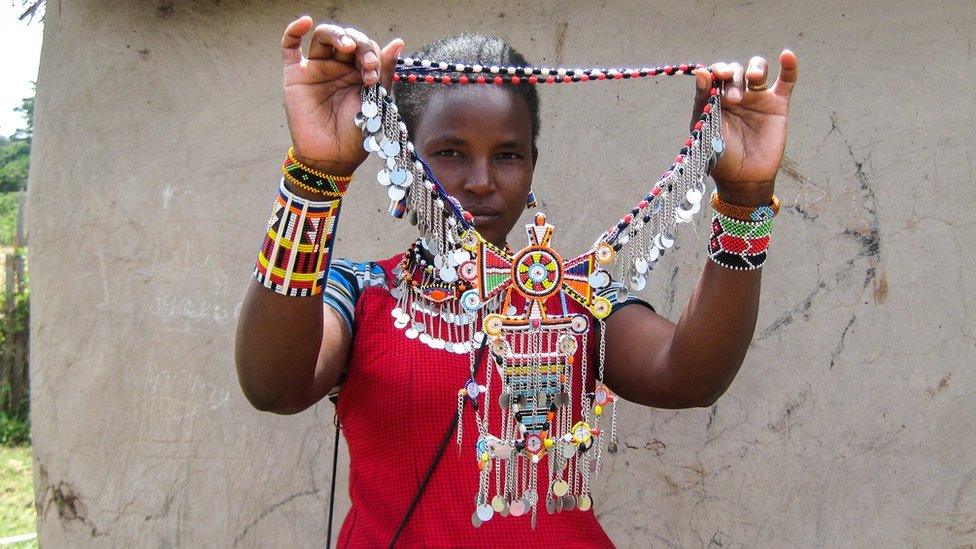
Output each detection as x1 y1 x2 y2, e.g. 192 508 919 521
365 69 379 83
364 52 378 66
342 37 355 47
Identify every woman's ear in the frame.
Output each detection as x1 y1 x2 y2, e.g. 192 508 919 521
531 144 539 169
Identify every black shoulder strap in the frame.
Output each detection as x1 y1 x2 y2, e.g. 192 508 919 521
387 338 489 549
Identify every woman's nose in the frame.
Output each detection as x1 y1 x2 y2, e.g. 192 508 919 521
462 157 494 195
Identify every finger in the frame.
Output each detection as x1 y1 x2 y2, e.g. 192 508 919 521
725 62 745 104
342 27 382 85
379 38 405 90
771 49 798 98
281 16 314 66
745 55 768 90
689 67 711 132
710 61 733 82
308 23 357 63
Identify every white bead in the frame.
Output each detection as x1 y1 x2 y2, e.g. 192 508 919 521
414 160 423 171
404 57 414 65
421 59 431 68
523 67 533 75
406 142 415 153
455 63 465 72
507 66 516 75
489 65 499 73
557 68 566 77
473 64 483 72
398 121 407 133
439 61 448 70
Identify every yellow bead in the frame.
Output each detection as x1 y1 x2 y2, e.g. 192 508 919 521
544 438 554 448
594 405 603 416
481 452 489 462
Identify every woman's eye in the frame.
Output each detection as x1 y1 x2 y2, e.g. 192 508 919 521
497 152 521 160
437 150 462 158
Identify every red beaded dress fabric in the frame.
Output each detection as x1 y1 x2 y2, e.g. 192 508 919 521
335 255 616 548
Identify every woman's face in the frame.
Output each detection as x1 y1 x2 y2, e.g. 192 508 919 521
413 86 536 248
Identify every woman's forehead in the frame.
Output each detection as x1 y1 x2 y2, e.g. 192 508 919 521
416 86 533 141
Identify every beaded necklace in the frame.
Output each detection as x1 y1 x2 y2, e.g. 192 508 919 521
357 58 724 528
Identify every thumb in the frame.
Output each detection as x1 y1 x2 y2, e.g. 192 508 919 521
380 38 405 91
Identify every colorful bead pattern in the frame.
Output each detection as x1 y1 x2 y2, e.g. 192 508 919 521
707 212 772 270
394 57 703 85
710 190 780 222
254 179 341 296
282 147 353 199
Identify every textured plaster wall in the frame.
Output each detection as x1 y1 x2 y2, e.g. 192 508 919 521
26 0 975 546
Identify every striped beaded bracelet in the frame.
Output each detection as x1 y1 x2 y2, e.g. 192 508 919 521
253 179 342 296
282 147 353 199
707 211 772 271
710 190 780 222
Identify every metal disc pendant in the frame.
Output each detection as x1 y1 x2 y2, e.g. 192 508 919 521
388 186 406 201
377 169 391 186
675 206 693 222
380 139 401 157
365 116 382 133
439 265 458 283
588 269 610 290
361 101 378 118
471 510 483 528
648 246 661 262
634 257 648 274
661 232 675 249
551 479 570 497
578 494 592 511
491 495 506 512
385 156 397 170
476 504 494 522
712 136 725 154
546 497 557 515
562 494 577 511
353 112 366 129
510 500 526 517
363 136 380 152
608 441 619 455
499 393 510 409
616 285 630 304
686 187 704 205
389 169 408 186
404 328 418 339
630 274 646 292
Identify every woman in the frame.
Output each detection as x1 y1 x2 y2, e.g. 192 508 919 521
236 15 798 547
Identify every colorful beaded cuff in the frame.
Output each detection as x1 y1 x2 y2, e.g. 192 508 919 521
707 212 772 270
710 190 780 222
253 179 342 296
281 147 353 199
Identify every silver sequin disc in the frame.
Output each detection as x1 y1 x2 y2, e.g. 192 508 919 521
616 285 630 303
491 495 507 512
439 265 458 283
634 257 649 274
588 269 610 290
389 169 408 186
510 500 526 517
380 139 401 157
377 169 391 186
712 136 725 154
476 504 494 522
661 232 675 249
404 328 418 339
686 187 704 205
562 494 577 511
551 479 570 497
388 186 406 201
361 101 378 118
630 274 646 292
577 494 592 511
363 136 380 152
365 116 382 133
471 510 483 528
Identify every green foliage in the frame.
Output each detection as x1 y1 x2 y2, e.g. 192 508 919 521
0 142 30 193
0 408 30 446
0 193 24 246
0 444 36 539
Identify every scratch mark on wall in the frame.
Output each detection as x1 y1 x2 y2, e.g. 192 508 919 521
829 314 856 369
233 489 320 547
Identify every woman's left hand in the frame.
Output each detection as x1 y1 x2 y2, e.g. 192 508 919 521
690 50 798 205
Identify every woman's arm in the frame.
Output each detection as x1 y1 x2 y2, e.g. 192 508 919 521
234 18 402 414
603 51 798 408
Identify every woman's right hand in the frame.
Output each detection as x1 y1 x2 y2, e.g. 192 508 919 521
280 17 403 176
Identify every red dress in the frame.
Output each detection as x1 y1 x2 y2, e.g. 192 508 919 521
335 255 616 548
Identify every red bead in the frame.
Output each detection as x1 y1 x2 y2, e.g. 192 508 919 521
695 121 704 130
746 235 770 254
629 70 639 78
441 76 451 85
597 73 606 80
623 213 633 223
674 155 684 163
580 74 589 81
703 104 712 114
459 75 469 84
613 72 623 79
651 187 661 197
511 75 521 85
528 75 538 85
393 74 401 82
563 76 572 83
407 74 417 83
476 75 486 84
710 87 718 96
679 63 689 73
663 65 673 74
493 76 503 85
463 211 474 222
546 76 555 84
638 200 648 208
719 234 748 254
685 138 693 147
424 75 434 84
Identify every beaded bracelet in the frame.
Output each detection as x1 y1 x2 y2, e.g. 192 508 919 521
710 190 780 222
282 147 353 199
707 212 772 271
253 179 342 296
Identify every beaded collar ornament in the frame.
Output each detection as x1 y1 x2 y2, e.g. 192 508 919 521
356 57 725 528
